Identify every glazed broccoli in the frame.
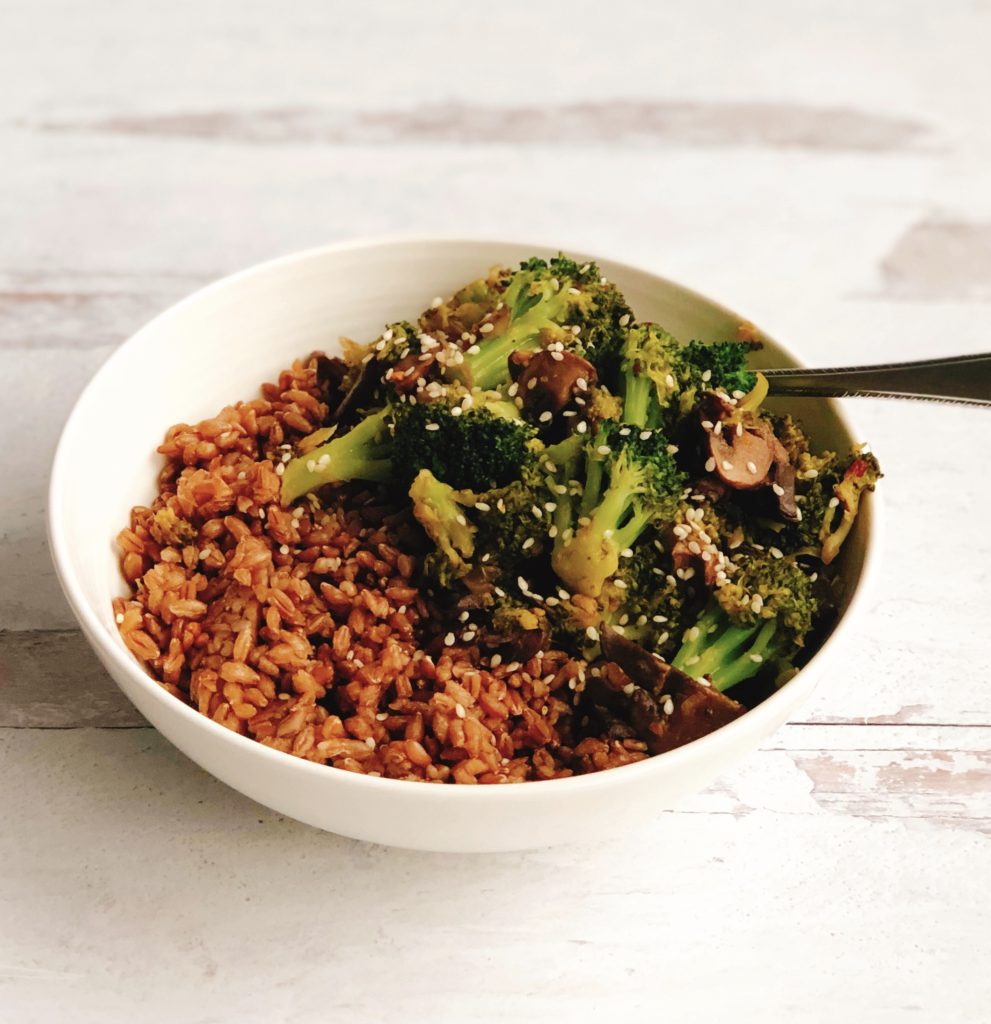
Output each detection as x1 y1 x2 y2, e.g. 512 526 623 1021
450 256 630 391
618 324 682 428
616 325 759 428
743 438 881 563
598 545 687 658
391 400 536 492
820 449 882 564
408 469 476 577
551 423 686 598
281 396 536 503
471 433 584 572
281 408 393 503
679 340 758 399
671 554 817 691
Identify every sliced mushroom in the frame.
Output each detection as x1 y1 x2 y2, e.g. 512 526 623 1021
769 437 799 521
708 421 775 490
385 351 437 395
671 537 721 586
516 350 597 416
593 630 746 754
330 357 378 428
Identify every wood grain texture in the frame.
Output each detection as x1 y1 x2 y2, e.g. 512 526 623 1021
2 0 990 1020
1 728 987 1023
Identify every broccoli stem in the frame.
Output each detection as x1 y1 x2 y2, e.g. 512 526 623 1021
671 605 779 692
462 333 543 391
622 375 652 429
709 618 778 691
281 409 393 503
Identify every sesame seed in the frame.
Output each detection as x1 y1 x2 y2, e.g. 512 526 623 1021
554 483 568 495
527 377 538 391
517 576 530 592
829 496 840 508
305 459 316 473
667 444 679 455
596 445 611 456
463 631 476 642
663 697 675 715
746 461 758 474
705 457 716 472
665 374 675 389
701 369 712 382
576 378 588 391
455 514 467 527
474 501 491 512
480 553 490 563
522 538 535 550
736 422 744 436
450 406 463 417
548 525 558 538
622 682 636 696
479 322 494 334
613 579 627 589
544 501 558 512
275 462 285 476
805 469 819 479
490 654 503 668
425 423 440 432
809 572 818 582
685 655 700 667
749 653 763 663
732 390 745 399
585 626 599 641
531 505 543 519
772 483 785 496
619 313 631 327
466 344 481 355
279 544 289 555
507 382 519 397
769 546 783 559
620 547 634 558
455 703 466 719
551 351 564 361
550 278 560 291
722 460 734 471
444 632 455 646
430 296 443 308
539 410 553 423
701 420 714 431
577 421 588 434
688 540 701 555
568 287 581 295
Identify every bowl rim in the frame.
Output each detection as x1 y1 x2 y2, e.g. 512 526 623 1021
48 234 884 801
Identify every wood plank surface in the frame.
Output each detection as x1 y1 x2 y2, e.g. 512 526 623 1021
2 1 989 1020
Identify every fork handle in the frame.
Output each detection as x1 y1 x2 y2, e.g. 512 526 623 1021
763 352 991 407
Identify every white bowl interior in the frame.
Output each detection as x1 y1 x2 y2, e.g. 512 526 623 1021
49 239 878 851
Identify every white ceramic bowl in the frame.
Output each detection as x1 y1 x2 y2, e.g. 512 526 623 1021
49 238 882 852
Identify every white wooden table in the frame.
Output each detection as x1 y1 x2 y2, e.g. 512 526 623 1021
2 3 989 1021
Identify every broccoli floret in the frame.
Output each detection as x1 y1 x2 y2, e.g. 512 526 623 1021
419 267 506 338
820 449 881 565
281 408 393 503
750 444 880 562
671 554 818 691
472 434 582 571
619 324 682 428
391 400 535 491
599 545 687 658
615 326 759 429
551 423 686 597
679 340 758 399
408 469 476 576
450 256 630 391
280 392 536 502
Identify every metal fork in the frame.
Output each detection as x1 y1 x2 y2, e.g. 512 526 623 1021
762 352 991 408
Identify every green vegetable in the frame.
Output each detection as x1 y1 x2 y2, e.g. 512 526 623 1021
551 422 685 597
